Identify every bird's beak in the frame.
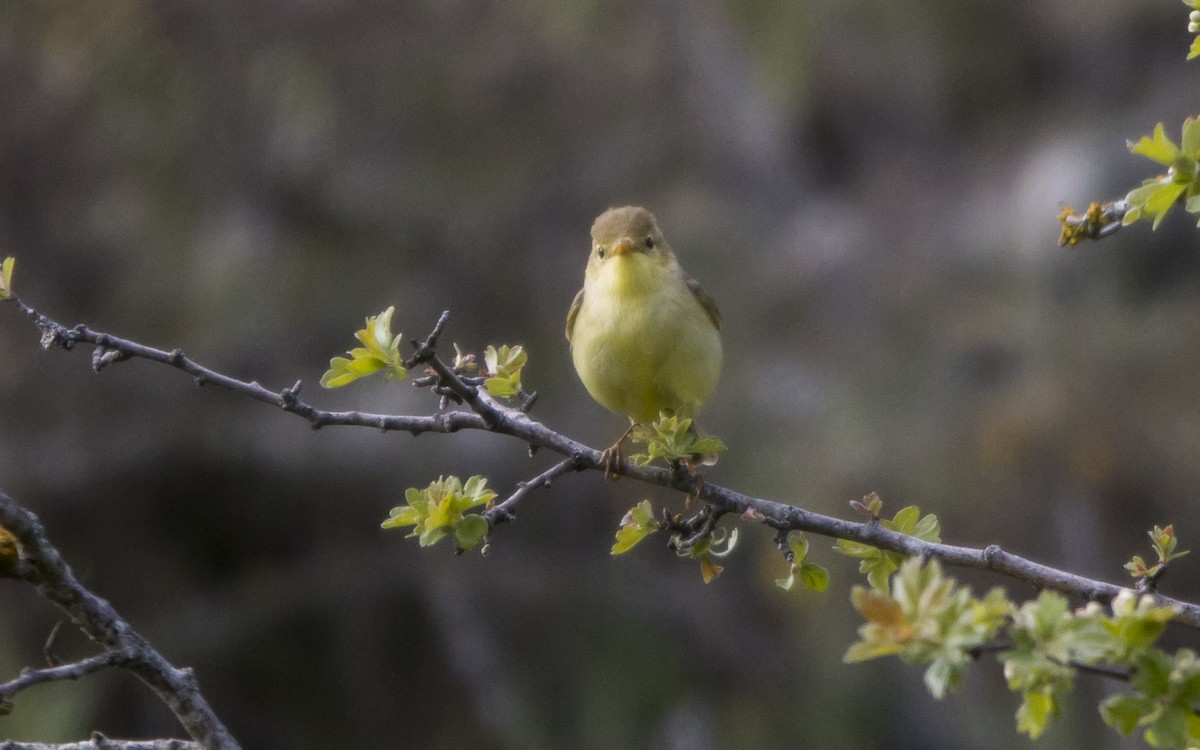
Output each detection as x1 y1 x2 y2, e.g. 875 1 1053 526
612 238 636 256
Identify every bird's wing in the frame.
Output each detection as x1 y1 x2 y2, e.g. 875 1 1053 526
685 273 721 331
565 287 585 342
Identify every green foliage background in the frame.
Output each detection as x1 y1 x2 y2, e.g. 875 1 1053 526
1 1 1199 748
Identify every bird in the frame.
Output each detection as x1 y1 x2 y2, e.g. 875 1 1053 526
565 206 722 479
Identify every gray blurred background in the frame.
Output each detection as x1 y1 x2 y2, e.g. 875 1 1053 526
2 1 1200 748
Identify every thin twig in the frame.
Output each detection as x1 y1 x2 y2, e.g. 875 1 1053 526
42 621 64 667
0 650 126 702
484 457 584 526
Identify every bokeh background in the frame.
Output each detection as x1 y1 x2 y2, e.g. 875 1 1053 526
2 1 1200 748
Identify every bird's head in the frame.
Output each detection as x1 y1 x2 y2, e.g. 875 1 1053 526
586 206 676 291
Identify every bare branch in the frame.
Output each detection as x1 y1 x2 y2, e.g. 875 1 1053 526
0 738 198 750
484 457 584 526
0 650 126 706
7 295 1200 632
0 491 241 750
7 295 486 436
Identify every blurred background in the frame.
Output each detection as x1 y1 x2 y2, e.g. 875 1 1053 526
2 1 1199 747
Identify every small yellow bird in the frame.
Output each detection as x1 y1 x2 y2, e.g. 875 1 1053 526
566 206 722 477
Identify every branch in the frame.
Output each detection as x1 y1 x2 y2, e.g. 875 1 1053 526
484 457 584 525
0 650 126 706
1058 200 1127 246
0 490 240 750
8 295 487 436
7 295 1200 632
970 642 1134 684
0 738 199 750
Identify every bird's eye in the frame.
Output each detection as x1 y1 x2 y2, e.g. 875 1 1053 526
645 236 655 249
597 247 606 259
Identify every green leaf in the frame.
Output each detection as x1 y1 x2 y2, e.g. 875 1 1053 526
799 563 830 592
484 375 520 398
1133 648 1174 697
1182 117 1200 156
454 514 489 550
1130 123 1182 166
461 474 493 503
690 435 728 455
371 306 395 350
611 500 659 555
1190 36 1200 60
1125 554 1151 578
484 344 524 377
1147 182 1187 224
787 534 810 563
890 505 920 534
1101 694 1153 735
1015 690 1057 739
381 505 422 529
833 539 877 557
1147 706 1190 750
923 656 966 700
911 513 942 542
417 526 447 547
0 256 13 300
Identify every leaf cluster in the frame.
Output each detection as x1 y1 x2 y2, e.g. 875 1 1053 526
846 559 1011 699
835 499 940 592
1126 524 1190 582
381 475 495 551
847 555 1187 744
610 500 743 584
629 414 727 468
482 344 526 398
1102 648 1200 749
1123 118 1200 229
320 306 409 388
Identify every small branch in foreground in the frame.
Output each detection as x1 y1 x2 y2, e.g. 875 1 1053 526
0 490 240 749
0 650 126 710
0 737 199 750
7 295 1200 631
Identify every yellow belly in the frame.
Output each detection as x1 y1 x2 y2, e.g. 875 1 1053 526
571 277 721 423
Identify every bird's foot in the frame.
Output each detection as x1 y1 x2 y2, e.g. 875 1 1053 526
600 422 637 481
601 443 623 481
